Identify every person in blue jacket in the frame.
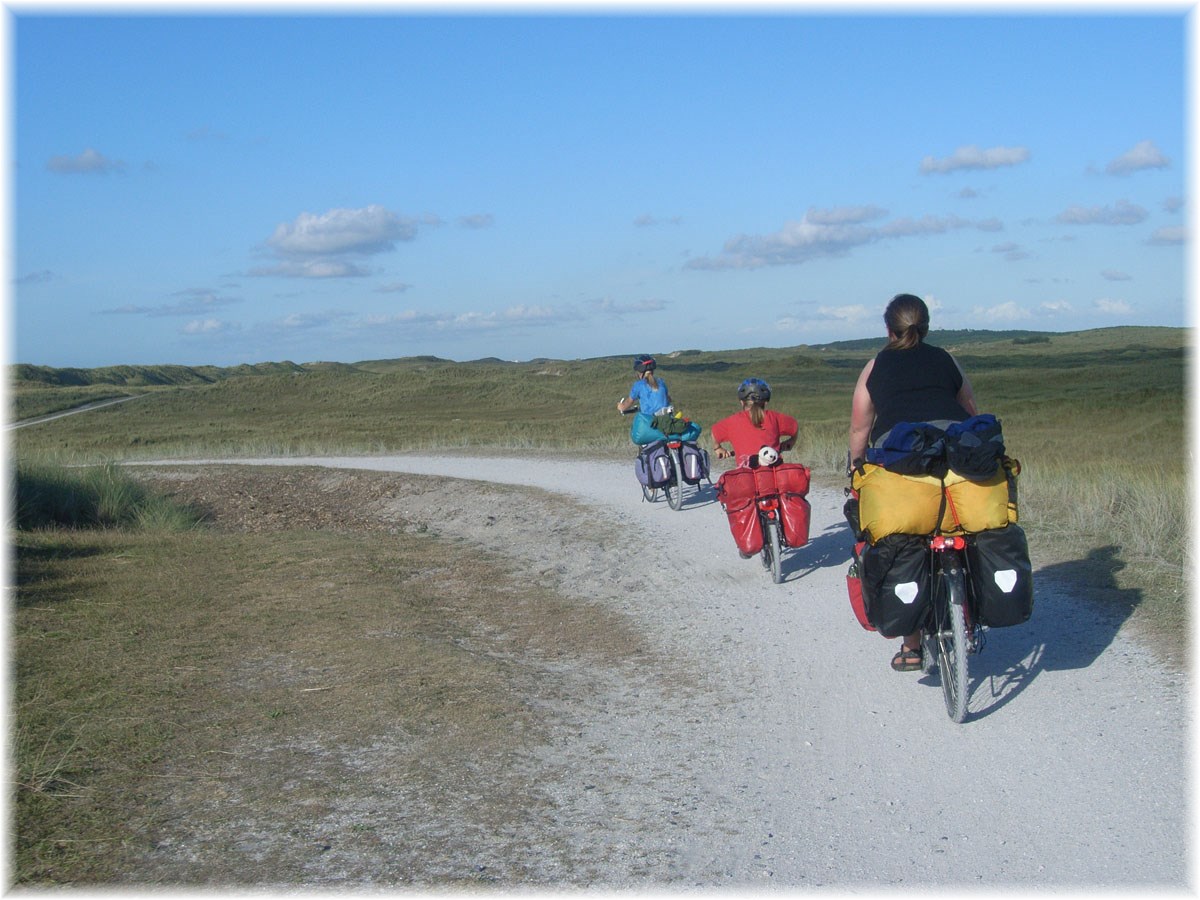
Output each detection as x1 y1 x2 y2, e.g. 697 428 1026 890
617 354 700 444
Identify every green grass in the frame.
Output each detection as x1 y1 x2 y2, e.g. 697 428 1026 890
12 386 140 422
13 460 203 531
11 324 1188 644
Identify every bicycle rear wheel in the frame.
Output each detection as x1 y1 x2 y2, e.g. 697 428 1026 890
666 447 685 510
935 563 970 723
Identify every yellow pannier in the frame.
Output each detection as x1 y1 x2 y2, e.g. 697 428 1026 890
852 464 943 543
852 457 1020 543
941 465 1014 534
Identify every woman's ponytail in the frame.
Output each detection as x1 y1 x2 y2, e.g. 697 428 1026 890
884 293 930 350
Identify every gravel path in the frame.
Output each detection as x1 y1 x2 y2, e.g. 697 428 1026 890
164 453 1189 889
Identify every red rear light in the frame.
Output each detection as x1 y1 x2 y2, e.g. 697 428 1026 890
931 535 966 551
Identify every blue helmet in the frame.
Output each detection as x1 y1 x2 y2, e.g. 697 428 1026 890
634 354 657 374
738 378 771 403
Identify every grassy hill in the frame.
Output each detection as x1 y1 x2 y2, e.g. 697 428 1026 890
10 323 1190 660
11 326 1186 463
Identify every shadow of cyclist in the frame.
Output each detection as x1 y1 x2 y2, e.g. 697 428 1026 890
787 523 854 583
965 545 1139 721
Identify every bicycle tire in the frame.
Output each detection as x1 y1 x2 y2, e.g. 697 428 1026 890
666 447 684 511
763 518 783 583
641 483 657 502
936 561 970 723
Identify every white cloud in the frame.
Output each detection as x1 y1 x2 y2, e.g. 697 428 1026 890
634 214 684 227
806 206 887 226
1101 269 1132 281
687 207 1002 270
774 305 874 335
46 148 126 174
973 301 1032 323
1105 139 1170 175
273 310 354 331
457 213 495 229
362 310 451 327
991 242 1031 262
1039 300 1074 314
251 205 434 280
920 145 1031 175
1094 298 1132 315
1055 199 1147 226
181 318 236 335
375 281 412 294
881 215 1002 237
589 296 668 316
1148 226 1186 246
362 304 582 334
267 205 416 257
814 304 873 323
248 260 373 279
186 125 227 141
101 289 241 317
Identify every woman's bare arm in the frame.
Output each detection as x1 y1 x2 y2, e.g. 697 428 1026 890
848 359 875 466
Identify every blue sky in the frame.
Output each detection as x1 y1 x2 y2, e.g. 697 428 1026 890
10 7 1191 368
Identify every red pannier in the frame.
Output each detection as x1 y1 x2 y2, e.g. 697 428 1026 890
846 540 875 631
716 463 811 554
754 463 812 548
715 467 762 555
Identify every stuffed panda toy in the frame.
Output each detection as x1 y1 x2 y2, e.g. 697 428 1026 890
751 445 780 468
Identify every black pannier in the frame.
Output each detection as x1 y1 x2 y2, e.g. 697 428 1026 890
861 533 931 638
966 524 1034 628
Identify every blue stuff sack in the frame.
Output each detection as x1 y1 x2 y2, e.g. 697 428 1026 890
866 422 948 477
631 412 701 445
630 413 666 445
945 414 1006 481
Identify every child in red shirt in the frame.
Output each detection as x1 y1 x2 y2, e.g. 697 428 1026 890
710 378 798 467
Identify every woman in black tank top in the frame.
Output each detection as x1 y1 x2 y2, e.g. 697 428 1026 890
849 294 977 467
847 294 979 672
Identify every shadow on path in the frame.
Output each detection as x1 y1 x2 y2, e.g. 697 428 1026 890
963 545 1141 721
782 522 853 583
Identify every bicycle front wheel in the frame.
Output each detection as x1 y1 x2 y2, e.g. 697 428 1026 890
935 563 970 723
666 448 684 510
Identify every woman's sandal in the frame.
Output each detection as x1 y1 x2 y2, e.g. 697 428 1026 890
890 645 922 672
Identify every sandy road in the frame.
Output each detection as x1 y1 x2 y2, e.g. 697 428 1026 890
7 394 144 430
170 453 1189 889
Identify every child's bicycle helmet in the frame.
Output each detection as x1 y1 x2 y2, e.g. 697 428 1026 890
634 354 657 374
738 377 771 403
